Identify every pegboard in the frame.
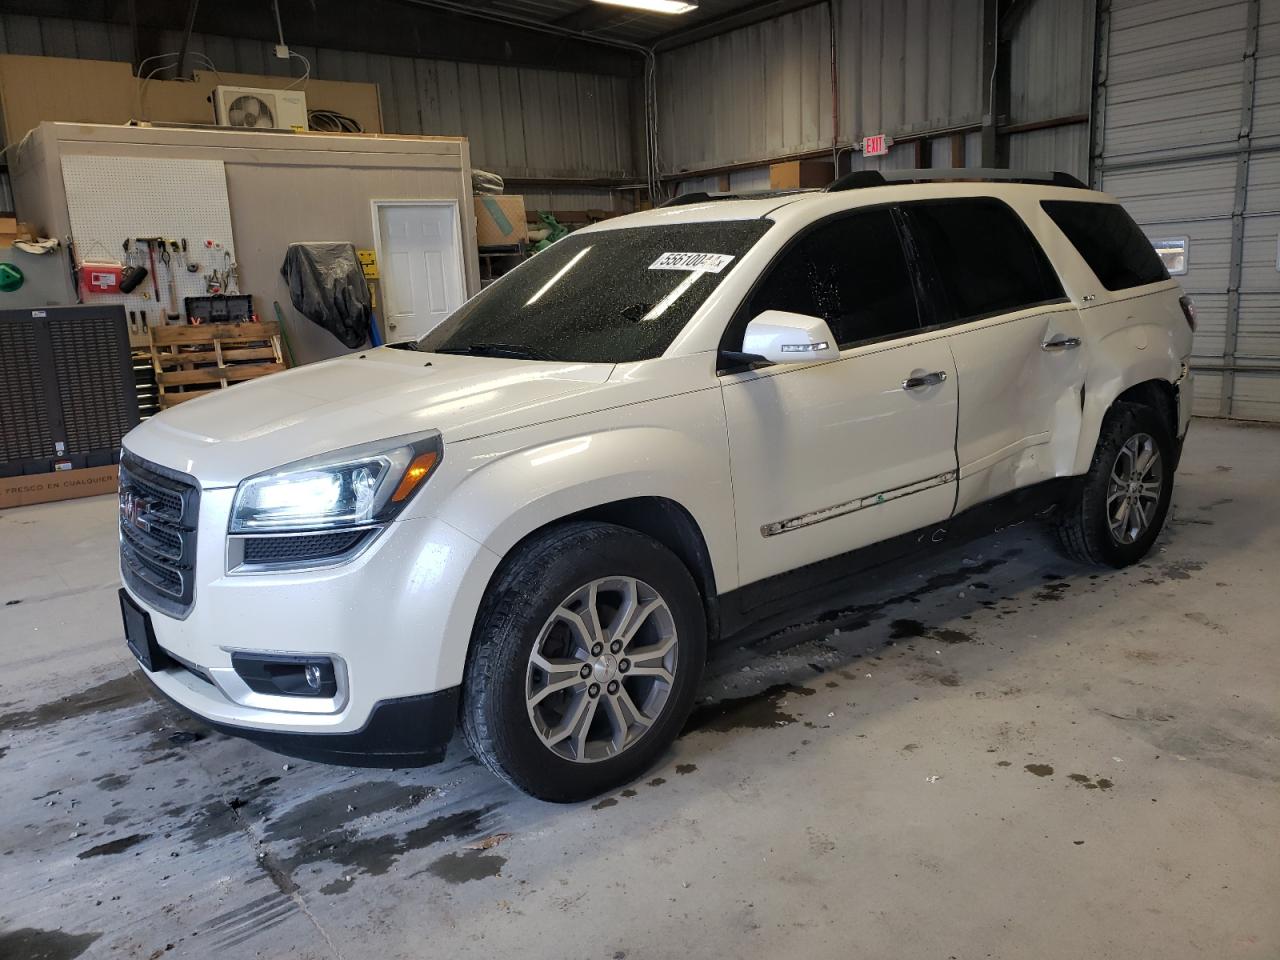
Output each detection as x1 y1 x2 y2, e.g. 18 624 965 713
60 155 241 326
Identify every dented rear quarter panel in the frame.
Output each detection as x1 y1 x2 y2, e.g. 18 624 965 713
1074 285 1193 473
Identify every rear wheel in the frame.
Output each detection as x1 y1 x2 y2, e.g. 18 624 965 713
461 522 705 802
1055 402 1175 567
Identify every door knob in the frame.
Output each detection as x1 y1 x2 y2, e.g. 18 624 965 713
1042 336 1081 351
902 370 947 390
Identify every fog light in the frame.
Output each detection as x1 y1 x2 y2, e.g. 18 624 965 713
231 653 337 698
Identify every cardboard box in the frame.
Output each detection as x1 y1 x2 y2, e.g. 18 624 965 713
0 465 118 509
769 159 835 190
475 195 527 247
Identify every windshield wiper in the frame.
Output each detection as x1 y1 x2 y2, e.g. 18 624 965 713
434 342 553 361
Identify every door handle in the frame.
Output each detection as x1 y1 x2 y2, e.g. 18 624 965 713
902 370 947 390
1041 336 1081 351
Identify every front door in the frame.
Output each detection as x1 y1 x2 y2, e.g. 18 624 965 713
720 207 960 589
375 201 466 340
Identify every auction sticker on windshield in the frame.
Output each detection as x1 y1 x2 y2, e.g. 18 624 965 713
649 252 736 272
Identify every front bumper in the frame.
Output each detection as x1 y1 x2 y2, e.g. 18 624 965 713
122 488 501 759
151 677 461 767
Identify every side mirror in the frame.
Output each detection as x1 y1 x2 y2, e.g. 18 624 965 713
739 310 841 365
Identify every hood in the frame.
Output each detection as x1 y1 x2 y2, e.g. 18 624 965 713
123 348 613 487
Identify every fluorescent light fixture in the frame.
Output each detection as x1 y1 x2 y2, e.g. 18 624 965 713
592 0 698 14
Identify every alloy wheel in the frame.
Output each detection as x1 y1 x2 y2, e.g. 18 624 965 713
1106 432 1163 545
525 576 679 763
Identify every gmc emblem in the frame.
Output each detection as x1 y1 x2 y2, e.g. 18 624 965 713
120 490 153 533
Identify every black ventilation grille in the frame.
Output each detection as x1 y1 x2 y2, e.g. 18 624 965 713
242 530 372 566
48 316 132 455
0 320 55 463
0 306 137 475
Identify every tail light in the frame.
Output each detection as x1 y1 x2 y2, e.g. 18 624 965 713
1179 295 1197 332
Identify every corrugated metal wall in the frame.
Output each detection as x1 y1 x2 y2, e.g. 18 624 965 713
657 5 835 175
0 13 635 191
1097 0 1280 421
1005 0 1095 175
658 0 1095 190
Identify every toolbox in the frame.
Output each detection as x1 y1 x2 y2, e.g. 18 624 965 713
183 294 254 324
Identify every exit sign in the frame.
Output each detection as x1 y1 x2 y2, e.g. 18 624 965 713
862 134 892 157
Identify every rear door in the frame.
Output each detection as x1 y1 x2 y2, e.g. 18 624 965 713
720 206 959 588
902 198 1087 513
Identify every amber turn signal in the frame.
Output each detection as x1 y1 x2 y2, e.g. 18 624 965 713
391 451 439 503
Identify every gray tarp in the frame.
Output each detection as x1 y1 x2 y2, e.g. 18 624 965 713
279 242 371 349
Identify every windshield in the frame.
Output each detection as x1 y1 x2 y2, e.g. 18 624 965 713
419 220 773 363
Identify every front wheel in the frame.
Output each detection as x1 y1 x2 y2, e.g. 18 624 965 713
461 522 706 802
1055 401 1175 567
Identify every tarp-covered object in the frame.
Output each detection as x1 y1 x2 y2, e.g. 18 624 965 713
279 242 371 349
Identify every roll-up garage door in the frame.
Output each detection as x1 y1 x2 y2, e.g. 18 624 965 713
1095 0 1280 421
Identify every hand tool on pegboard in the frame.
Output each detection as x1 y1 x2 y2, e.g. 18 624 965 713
119 239 149 294
141 238 162 303
159 242 179 322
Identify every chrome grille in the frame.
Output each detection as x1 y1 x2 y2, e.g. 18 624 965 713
119 452 200 619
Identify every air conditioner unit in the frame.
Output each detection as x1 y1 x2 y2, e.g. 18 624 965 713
212 86 308 131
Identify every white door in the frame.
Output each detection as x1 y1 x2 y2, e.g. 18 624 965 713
375 202 466 340
946 304 1087 512
724 340 959 587
720 207 959 588
898 198 1089 513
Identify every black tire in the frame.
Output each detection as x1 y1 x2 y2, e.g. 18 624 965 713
1055 401 1175 567
460 521 706 802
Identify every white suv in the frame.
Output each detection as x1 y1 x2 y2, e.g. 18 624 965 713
118 169 1194 801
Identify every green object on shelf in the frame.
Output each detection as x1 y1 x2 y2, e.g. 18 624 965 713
0 261 24 292
532 212 568 253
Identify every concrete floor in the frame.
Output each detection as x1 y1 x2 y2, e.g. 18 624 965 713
1 417 1277 960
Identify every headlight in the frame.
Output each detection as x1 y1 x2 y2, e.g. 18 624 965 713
229 431 442 533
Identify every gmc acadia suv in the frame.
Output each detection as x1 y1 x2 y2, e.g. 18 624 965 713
118 169 1194 801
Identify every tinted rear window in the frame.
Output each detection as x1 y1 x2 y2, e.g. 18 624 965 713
420 221 772 364
905 198 1065 321
1041 200 1169 291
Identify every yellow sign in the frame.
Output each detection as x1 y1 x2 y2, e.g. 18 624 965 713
357 248 379 279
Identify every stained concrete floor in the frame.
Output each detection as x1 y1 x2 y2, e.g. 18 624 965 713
1 417 1277 960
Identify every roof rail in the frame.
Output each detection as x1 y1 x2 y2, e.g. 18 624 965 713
825 168 1087 192
658 188 814 208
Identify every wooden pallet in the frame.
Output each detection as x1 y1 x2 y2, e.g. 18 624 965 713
149 321 286 409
